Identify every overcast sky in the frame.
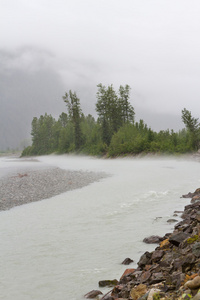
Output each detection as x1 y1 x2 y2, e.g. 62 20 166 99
1 0 200 132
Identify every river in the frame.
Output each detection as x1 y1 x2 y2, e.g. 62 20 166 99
0 154 200 300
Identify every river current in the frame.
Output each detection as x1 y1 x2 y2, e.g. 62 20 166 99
0 155 200 300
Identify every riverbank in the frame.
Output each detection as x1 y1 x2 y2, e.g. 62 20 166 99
0 166 107 211
1 155 200 300
87 188 200 300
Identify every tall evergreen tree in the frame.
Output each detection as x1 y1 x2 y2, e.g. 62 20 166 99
63 90 83 150
96 83 134 145
58 112 69 128
118 85 135 123
181 108 200 150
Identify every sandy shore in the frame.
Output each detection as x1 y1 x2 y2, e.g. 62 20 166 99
0 167 107 211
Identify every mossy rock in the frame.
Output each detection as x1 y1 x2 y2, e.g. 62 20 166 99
187 235 199 244
98 279 118 287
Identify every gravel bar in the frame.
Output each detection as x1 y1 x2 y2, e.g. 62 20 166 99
0 167 107 211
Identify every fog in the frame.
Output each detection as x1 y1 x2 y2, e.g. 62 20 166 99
1 1 200 150
0 48 66 150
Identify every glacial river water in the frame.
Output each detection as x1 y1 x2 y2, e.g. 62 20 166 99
0 155 200 300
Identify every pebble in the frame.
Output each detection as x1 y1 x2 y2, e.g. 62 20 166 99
0 167 107 211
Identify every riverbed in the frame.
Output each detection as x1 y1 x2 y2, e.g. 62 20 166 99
0 154 200 300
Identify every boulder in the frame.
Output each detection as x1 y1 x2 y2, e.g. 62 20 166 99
185 276 200 289
147 288 161 300
130 284 147 300
193 292 200 300
150 272 165 284
169 232 190 246
138 252 152 268
195 212 200 222
151 250 164 262
99 279 118 288
167 219 178 223
182 188 200 199
140 270 151 283
181 253 197 272
111 284 130 299
84 290 103 299
182 192 195 198
195 188 200 194
159 239 170 249
111 299 127 300
121 257 134 265
101 295 114 300
138 293 149 300
120 268 135 281
143 235 163 244
192 242 200 257
170 271 185 290
111 285 124 298
191 195 200 203
159 252 175 270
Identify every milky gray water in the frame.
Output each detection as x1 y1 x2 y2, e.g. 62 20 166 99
0 155 200 300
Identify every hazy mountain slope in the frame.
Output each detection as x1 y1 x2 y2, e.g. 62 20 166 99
0 67 66 150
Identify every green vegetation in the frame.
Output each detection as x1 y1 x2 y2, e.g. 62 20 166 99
21 84 200 157
153 293 161 300
187 235 199 244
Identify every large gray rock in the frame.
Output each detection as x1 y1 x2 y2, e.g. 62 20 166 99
185 276 200 289
167 219 178 223
138 252 152 268
169 232 190 246
182 192 195 198
170 272 185 290
192 242 200 257
151 250 164 262
143 235 163 244
99 279 118 287
193 292 200 300
182 188 200 198
101 295 114 300
121 257 134 265
140 270 151 283
84 290 103 299
150 272 165 284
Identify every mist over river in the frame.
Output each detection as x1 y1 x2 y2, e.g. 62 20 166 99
0 155 200 300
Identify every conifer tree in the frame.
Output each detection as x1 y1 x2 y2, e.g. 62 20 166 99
63 90 83 150
96 83 134 145
181 108 200 150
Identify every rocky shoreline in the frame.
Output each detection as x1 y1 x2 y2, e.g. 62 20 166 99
0 167 107 211
85 188 200 300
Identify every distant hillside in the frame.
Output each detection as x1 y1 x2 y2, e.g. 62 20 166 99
0 66 66 150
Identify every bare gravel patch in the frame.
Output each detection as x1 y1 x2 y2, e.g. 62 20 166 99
0 167 107 211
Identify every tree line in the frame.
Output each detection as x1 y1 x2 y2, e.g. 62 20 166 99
21 84 200 157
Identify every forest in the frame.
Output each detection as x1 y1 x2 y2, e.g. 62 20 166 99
21 84 200 157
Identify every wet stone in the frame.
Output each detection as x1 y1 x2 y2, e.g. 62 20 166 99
151 250 164 262
84 290 103 299
169 232 190 246
121 258 134 265
185 276 200 290
192 242 200 257
143 235 163 244
99 279 118 288
140 270 151 283
167 219 178 223
130 284 147 300
138 252 152 268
